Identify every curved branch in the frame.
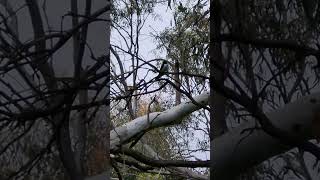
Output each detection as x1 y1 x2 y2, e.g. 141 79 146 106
110 91 210 150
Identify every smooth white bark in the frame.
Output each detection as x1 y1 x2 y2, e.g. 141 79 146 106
213 92 320 179
109 90 320 179
110 91 210 150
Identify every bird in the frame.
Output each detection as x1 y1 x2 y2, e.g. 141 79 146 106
155 60 169 80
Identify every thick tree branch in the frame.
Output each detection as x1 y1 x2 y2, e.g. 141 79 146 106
110 92 209 150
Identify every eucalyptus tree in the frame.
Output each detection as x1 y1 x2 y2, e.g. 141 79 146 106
0 1 111 179
109 0 210 179
210 0 320 179
125 0 320 180
2 0 320 180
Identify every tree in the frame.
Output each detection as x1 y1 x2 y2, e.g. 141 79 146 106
210 0 320 179
0 1 111 179
110 0 210 179
2 0 320 180
111 0 320 180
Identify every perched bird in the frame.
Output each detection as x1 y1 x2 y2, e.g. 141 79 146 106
155 60 169 80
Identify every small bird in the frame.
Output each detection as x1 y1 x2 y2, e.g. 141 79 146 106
155 60 169 80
